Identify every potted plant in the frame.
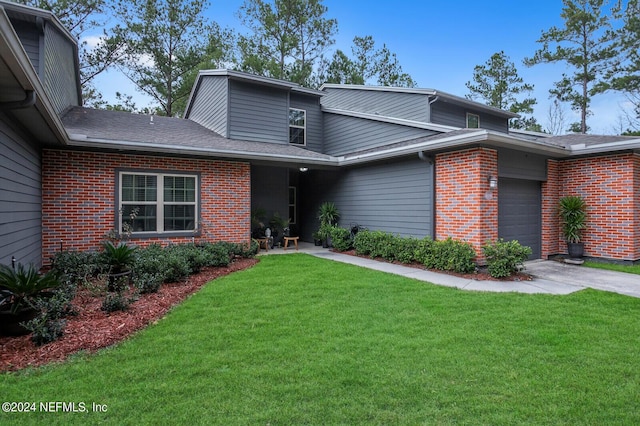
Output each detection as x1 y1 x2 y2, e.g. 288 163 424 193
559 195 587 259
317 202 340 247
0 264 62 336
101 241 137 291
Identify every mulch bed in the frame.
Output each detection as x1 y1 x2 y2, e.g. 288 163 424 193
337 249 533 282
0 258 258 373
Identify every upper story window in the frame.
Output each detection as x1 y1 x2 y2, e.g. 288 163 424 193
466 113 480 128
289 108 306 145
119 171 198 235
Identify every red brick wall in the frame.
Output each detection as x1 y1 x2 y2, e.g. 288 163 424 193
553 153 640 261
541 159 560 259
435 148 498 262
42 150 251 263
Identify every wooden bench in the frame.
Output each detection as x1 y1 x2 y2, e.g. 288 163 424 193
256 238 270 252
283 236 299 250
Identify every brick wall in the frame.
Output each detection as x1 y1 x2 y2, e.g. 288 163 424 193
435 148 498 262
42 149 251 263
554 153 640 261
541 159 560 259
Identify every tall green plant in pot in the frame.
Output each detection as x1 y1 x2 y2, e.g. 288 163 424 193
317 202 340 248
559 195 587 259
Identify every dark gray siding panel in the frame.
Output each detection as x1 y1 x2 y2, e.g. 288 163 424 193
431 101 508 132
11 20 40 74
300 158 433 240
321 88 429 122
290 93 323 153
323 113 435 156
498 178 541 259
0 118 42 267
43 23 79 114
498 148 547 181
188 76 228 136
228 80 288 143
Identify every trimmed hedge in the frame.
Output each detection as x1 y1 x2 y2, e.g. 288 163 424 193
482 239 532 278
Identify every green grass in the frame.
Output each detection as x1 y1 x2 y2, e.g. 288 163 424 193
585 261 640 275
2 254 640 424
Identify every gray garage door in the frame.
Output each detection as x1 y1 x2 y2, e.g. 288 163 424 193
498 178 541 259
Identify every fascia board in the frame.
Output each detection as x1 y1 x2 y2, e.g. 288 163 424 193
568 139 640 155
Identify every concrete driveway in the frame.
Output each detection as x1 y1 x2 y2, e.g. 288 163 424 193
524 260 640 298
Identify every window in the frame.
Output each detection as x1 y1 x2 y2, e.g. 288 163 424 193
289 108 306 145
288 186 297 225
466 113 480 128
119 171 198 235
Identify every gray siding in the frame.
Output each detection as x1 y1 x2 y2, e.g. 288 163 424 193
228 80 288 143
11 20 41 75
0 117 42 268
323 113 435 156
43 23 79 114
290 93 323 153
300 157 433 240
187 76 229 136
498 148 547 181
431 101 509 132
321 88 429 122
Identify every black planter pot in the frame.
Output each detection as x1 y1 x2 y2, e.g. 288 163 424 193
314 239 322 246
567 242 584 259
0 306 38 336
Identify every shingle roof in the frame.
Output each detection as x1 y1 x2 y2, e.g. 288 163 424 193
61 107 335 164
543 133 637 148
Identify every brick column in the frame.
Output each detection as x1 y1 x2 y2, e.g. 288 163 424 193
541 159 560 259
435 148 498 263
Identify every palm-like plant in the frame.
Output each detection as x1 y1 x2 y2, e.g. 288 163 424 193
0 264 61 314
101 241 137 274
318 202 340 226
559 195 587 244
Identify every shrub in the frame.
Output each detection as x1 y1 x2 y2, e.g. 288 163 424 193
162 247 192 283
133 244 169 282
202 242 232 267
22 316 66 346
52 251 101 283
133 272 163 294
413 237 434 264
395 237 421 264
424 238 476 274
101 292 131 313
483 239 532 278
330 226 353 252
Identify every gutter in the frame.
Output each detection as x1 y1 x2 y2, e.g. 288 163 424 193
0 89 35 110
569 139 640 155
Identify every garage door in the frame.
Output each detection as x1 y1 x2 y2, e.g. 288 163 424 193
498 178 541 259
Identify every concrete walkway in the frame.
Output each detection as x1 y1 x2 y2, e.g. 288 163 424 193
260 242 640 298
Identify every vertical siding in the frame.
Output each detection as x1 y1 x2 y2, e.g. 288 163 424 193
228 80 288 143
187 76 229 136
431 101 509 132
0 117 42 268
300 158 433 240
323 113 435 156
251 165 289 222
321 88 429 122
290 93 323 153
10 19 40 75
43 23 79 114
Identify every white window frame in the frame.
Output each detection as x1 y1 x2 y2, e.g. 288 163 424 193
118 171 199 236
466 113 480 128
288 186 297 225
289 108 306 145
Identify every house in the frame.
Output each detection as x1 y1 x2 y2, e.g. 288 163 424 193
1 1 639 268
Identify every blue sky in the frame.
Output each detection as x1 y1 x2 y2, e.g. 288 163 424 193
93 0 630 134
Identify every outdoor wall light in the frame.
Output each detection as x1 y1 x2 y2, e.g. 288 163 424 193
488 175 498 189
299 167 309 172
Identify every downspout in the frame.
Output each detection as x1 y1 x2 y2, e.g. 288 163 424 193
0 90 36 110
427 95 439 123
418 151 436 238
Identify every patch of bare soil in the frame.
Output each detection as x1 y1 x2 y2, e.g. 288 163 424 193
0 258 258 372
337 249 533 282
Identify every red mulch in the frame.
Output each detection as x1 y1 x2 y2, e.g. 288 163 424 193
337 249 533 282
0 258 258 372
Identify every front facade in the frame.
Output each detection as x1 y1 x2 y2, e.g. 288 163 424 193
1 1 640 268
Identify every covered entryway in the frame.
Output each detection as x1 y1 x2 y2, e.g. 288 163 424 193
498 178 542 259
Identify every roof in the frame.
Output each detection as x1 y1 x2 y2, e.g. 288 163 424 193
62 107 337 167
320 83 520 119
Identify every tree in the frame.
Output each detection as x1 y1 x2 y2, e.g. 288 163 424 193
15 0 125 103
112 0 223 117
524 0 618 134
236 0 337 86
466 51 538 130
546 99 569 134
320 35 416 87
609 0 640 124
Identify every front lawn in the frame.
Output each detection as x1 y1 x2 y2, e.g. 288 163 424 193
585 261 640 275
2 254 640 424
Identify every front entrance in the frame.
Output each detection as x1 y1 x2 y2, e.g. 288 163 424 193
498 178 542 259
